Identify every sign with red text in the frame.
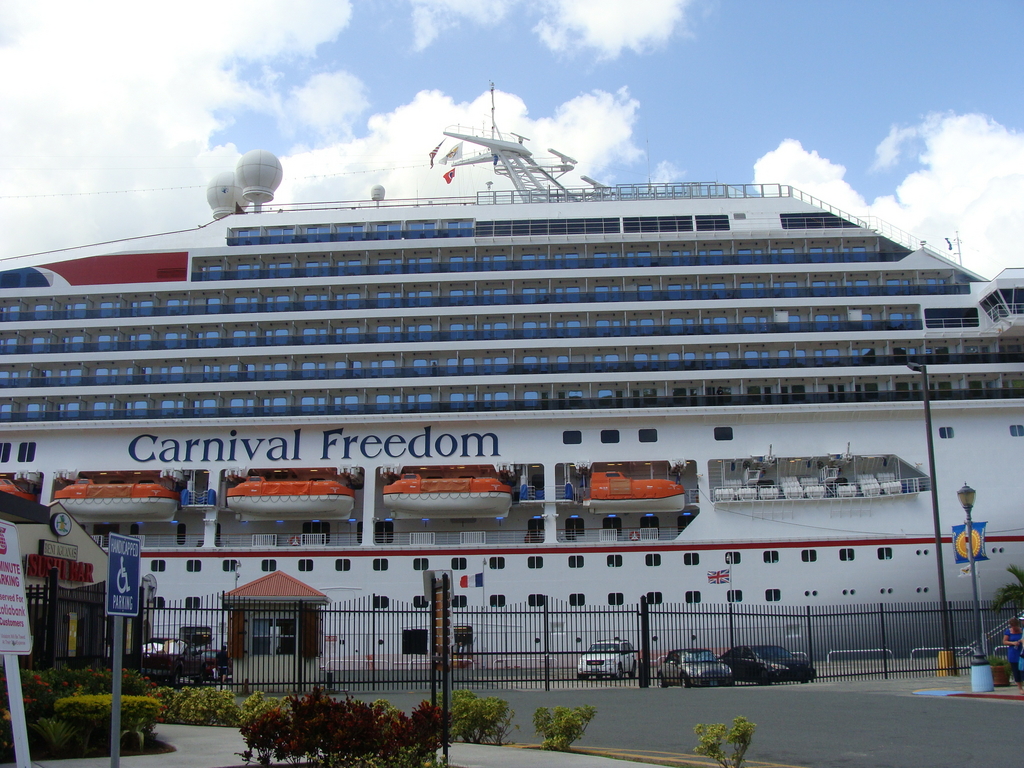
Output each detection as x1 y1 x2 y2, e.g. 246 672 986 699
0 521 31 654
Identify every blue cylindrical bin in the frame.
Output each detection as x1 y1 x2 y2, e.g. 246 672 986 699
971 658 994 693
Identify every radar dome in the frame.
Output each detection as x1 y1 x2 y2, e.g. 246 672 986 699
236 150 283 207
206 171 245 219
370 185 385 201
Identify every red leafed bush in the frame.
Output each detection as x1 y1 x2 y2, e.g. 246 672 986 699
238 688 441 768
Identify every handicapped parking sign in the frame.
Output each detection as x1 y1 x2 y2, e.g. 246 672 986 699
105 534 141 617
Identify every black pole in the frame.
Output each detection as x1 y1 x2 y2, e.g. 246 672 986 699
441 573 450 764
44 567 59 668
639 596 650 688
429 576 437 707
542 599 550 692
879 603 889 680
909 363 954 660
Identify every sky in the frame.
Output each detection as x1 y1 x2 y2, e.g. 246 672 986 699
0 0 1022 278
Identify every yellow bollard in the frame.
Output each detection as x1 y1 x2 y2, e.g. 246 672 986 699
936 650 958 677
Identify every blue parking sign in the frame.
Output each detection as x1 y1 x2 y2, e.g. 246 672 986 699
106 534 141 617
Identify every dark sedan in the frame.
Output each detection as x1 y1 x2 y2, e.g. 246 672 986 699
659 648 734 688
718 645 816 684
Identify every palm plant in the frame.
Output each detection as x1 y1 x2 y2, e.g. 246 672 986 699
991 565 1024 611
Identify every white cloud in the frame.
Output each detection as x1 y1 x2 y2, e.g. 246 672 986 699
651 160 684 183
278 86 642 204
405 0 693 58
409 0 515 51
752 113 1024 279
0 1 354 260
283 72 369 144
533 0 692 58
871 124 919 171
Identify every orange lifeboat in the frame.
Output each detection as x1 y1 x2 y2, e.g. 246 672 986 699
586 471 686 514
226 476 355 520
383 474 512 518
0 478 38 503
52 478 179 521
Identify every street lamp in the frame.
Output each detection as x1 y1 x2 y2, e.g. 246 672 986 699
906 362 954 669
958 483 993 692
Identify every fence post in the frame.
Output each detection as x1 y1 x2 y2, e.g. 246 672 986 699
639 596 650 688
296 601 305 693
879 603 889 680
43 567 59 669
543 600 550 692
728 603 735 652
805 605 813 671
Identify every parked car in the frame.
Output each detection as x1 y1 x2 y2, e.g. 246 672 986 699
141 639 209 685
718 645 817 684
197 649 233 683
577 640 637 679
659 648 734 688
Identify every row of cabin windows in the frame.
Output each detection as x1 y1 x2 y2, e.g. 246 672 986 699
152 546 900 577
167 587 889 610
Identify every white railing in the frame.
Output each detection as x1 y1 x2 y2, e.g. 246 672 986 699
409 532 435 545
251 534 277 547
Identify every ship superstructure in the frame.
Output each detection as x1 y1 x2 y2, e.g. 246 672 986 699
2 141 1024 609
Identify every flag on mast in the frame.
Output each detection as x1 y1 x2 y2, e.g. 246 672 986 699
439 142 463 165
459 573 484 588
428 140 444 168
443 168 456 184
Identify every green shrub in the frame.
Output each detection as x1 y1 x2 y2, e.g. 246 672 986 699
532 705 596 751
694 716 757 768
53 694 162 753
160 686 240 726
239 691 284 727
451 690 517 745
30 717 81 758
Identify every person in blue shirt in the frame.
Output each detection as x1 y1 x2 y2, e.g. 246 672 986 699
1002 617 1023 695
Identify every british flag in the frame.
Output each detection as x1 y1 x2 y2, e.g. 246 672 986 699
707 569 731 584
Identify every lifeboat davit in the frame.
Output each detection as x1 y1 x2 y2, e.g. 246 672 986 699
226 477 355 520
0 478 38 503
586 471 686 514
52 479 179 521
383 474 513 518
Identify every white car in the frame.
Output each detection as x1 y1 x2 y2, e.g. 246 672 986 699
577 640 637 679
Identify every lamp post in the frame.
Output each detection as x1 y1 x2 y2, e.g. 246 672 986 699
957 483 993 692
906 362 954 670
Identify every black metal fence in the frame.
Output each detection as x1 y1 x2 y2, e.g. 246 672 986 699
87 594 1015 692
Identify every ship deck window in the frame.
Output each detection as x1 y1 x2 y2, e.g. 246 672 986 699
600 430 619 443
528 594 546 607
727 590 743 603
714 427 733 441
607 554 623 567
261 559 277 572
335 559 351 571
489 595 506 607
527 556 543 569
608 593 624 605
569 593 585 606
683 591 698 604
765 589 782 602
562 430 582 444
451 557 467 570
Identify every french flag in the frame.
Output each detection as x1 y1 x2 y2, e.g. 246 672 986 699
459 572 484 588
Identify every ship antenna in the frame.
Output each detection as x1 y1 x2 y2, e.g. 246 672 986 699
490 81 496 139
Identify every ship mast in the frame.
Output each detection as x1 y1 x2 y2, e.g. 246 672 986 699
442 84 578 195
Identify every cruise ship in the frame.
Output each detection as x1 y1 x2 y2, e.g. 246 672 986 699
2 122 1023 612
